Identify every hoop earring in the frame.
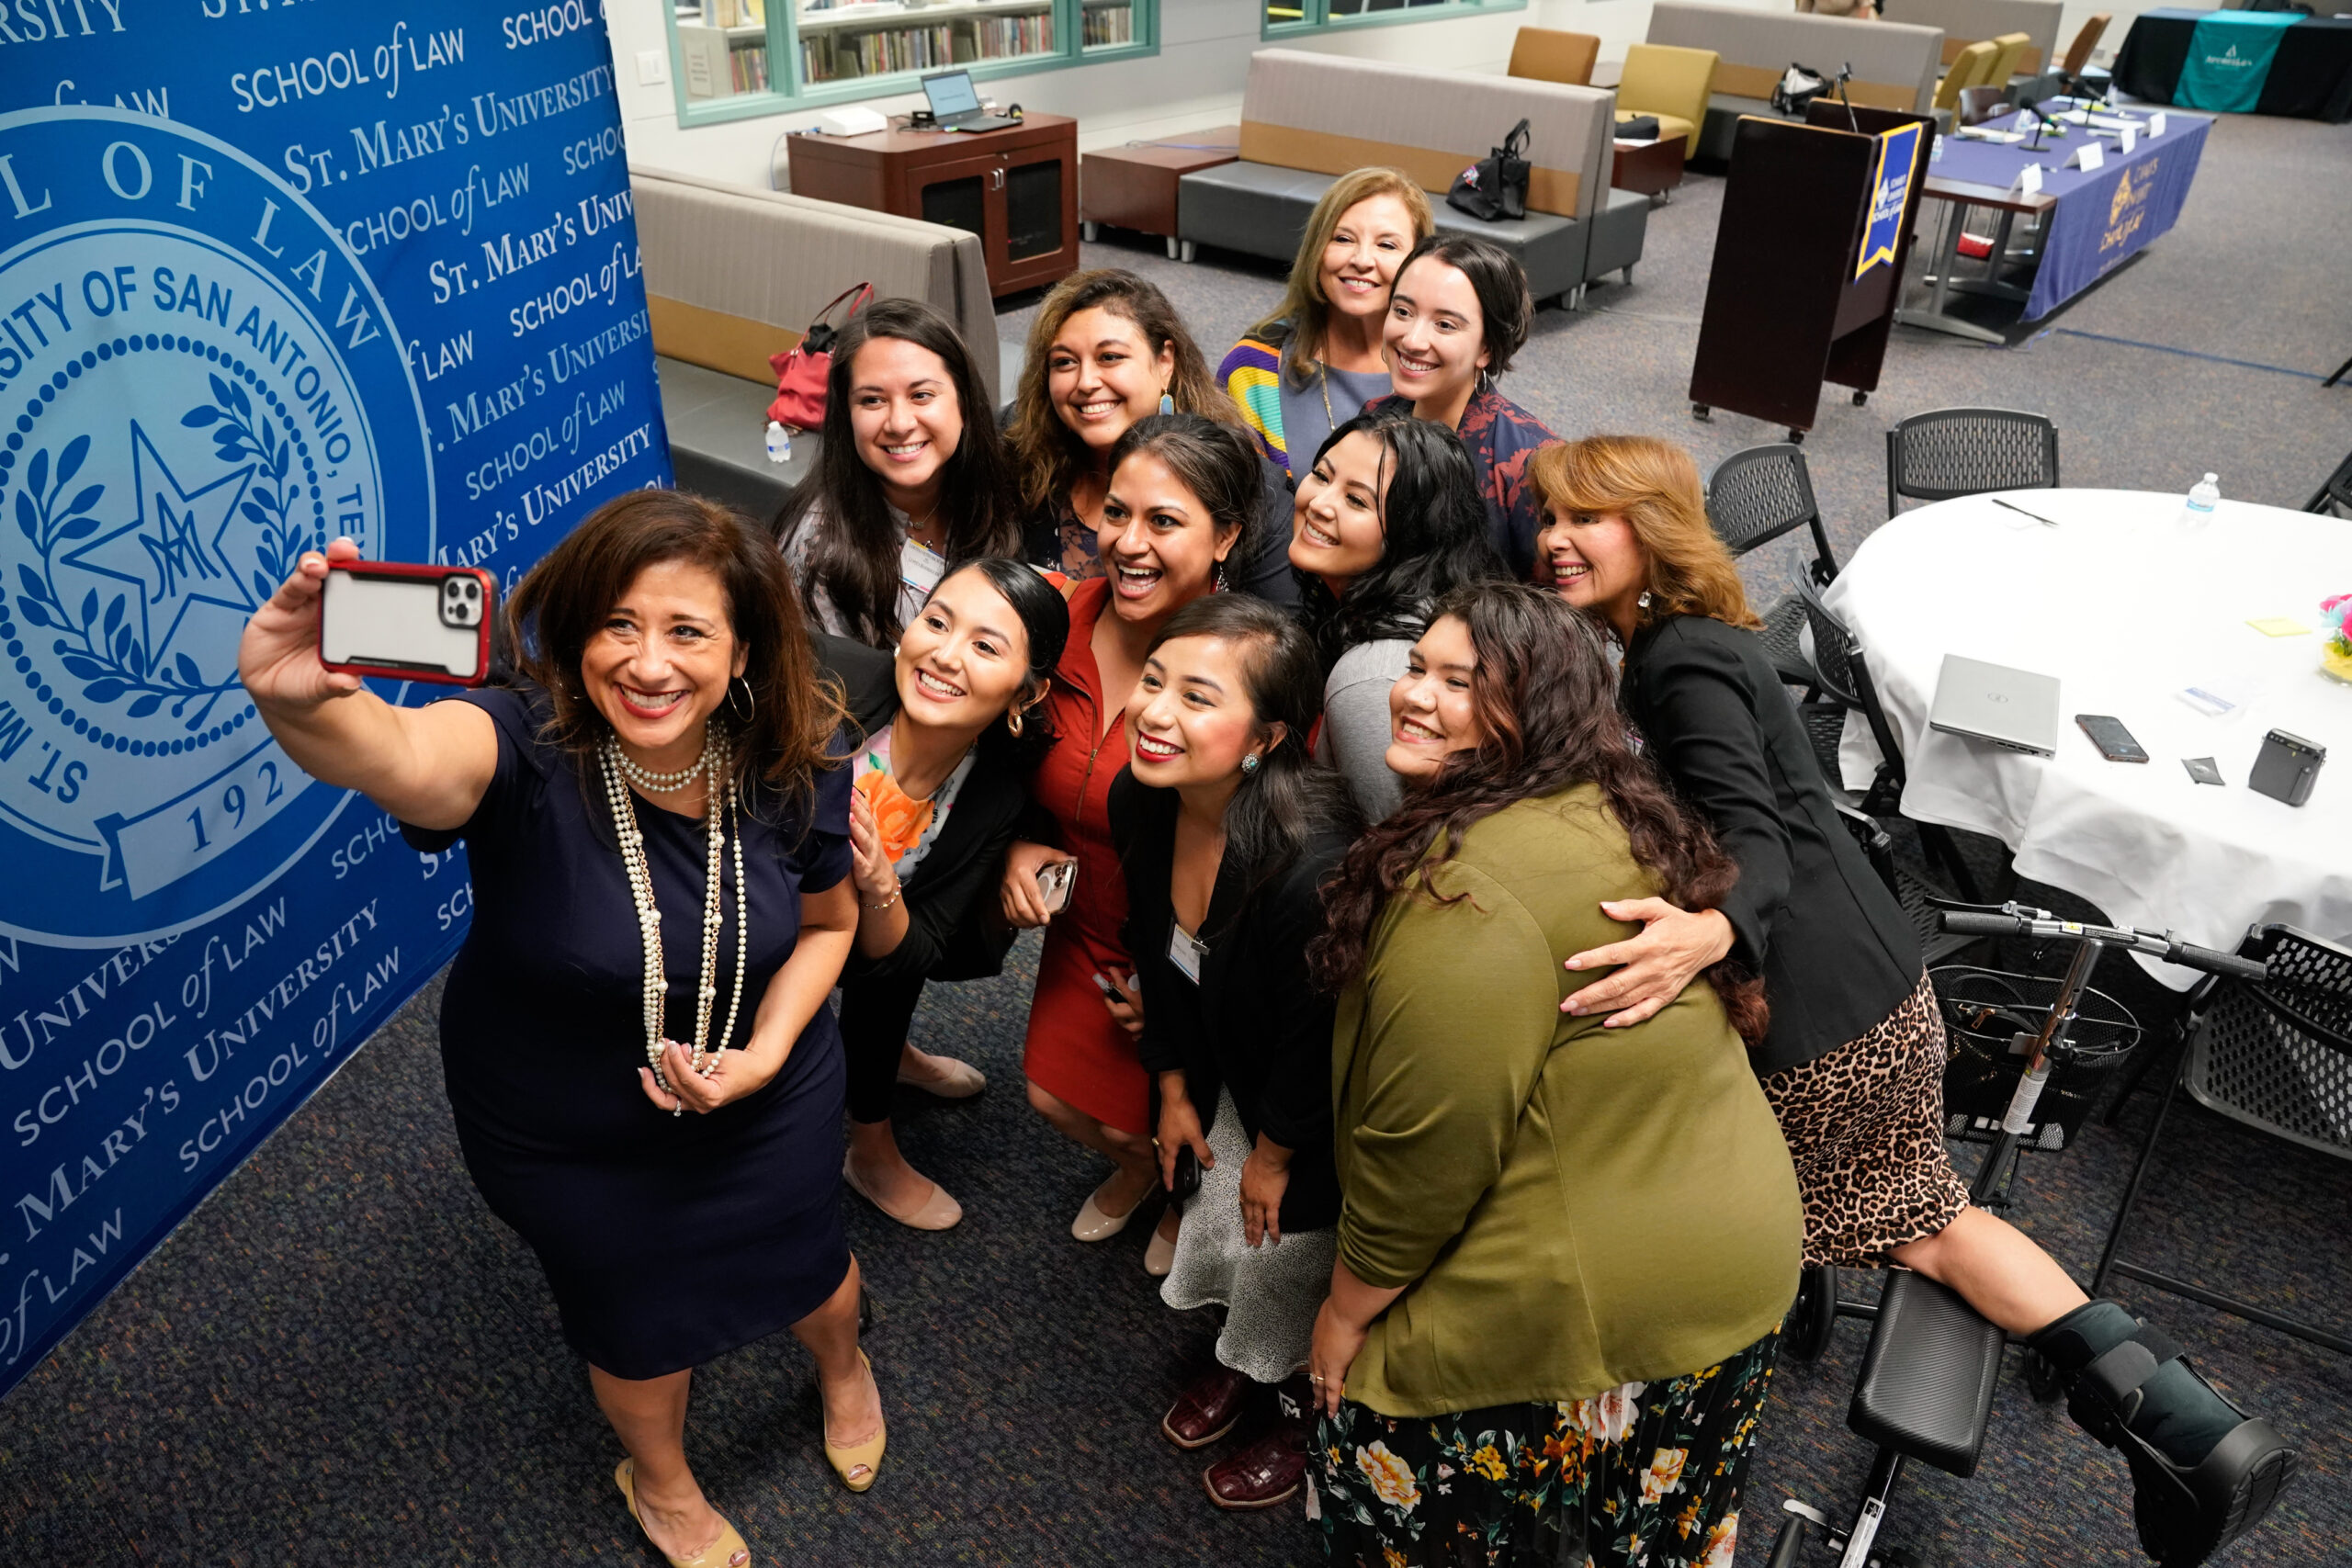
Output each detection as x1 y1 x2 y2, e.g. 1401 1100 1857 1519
1240 752 1261 775
728 675 756 724
1007 707 1024 739
1157 387 1175 417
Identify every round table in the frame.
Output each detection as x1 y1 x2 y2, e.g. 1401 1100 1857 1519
1823 488 2352 987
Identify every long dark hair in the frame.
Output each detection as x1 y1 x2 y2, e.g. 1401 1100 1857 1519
775 298 1017 646
1392 233 1534 378
923 557 1069 773
504 489 845 824
1308 583 1766 1043
1293 405 1506 667
1142 595 1363 924
1107 412 1264 584
1006 269 1246 518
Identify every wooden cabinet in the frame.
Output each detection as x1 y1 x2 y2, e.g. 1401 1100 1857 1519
786 114 1080 299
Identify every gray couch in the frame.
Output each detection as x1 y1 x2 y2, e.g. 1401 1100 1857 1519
1645 3 1947 163
632 165 998 525
1175 49 1646 310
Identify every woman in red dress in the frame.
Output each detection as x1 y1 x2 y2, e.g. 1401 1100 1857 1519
999 413 1262 1268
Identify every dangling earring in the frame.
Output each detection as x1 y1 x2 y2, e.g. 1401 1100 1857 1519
728 675 756 724
1007 706 1024 738
1240 752 1261 775
1636 591 1654 611
1213 559 1229 594
1157 385 1175 417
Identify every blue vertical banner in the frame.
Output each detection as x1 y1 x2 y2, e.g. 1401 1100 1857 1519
0 1 670 1396
1853 121 1924 281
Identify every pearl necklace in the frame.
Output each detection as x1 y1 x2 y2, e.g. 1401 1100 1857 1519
600 728 749 1116
610 737 709 794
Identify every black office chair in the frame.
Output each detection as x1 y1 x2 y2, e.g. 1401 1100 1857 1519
1793 570 1986 902
1705 443 1840 689
1832 802 1978 967
2093 924 2352 1356
2305 447 2352 516
1884 407 2059 518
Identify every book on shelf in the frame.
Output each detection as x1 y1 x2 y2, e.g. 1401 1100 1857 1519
799 8 1055 82
1082 2 1133 47
677 23 771 96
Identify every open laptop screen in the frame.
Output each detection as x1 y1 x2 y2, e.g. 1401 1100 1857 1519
923 71 982 118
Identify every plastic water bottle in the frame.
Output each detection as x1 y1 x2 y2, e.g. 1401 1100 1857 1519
764 420 793 466
2182 472 2219 527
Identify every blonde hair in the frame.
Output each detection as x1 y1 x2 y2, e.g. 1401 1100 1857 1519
1006 268 1242 516
1248 168 1435 387
1526 436 1762 631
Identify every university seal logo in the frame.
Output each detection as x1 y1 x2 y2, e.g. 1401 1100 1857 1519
0 109 433 945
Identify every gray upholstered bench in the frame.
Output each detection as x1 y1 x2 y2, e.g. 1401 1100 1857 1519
1176 50 1642 310
1645 3 1946 163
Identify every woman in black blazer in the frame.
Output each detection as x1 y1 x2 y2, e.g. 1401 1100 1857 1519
831 559 1069 1231
1526 435 2291 1568
1110 594 1361 1516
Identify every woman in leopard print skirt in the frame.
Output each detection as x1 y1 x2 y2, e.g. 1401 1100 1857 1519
1520 435 2294 1568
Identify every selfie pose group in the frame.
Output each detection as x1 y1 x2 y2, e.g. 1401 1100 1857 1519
239 171 2293 1568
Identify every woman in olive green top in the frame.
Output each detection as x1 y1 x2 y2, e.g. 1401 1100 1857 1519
1304 583 1802 1568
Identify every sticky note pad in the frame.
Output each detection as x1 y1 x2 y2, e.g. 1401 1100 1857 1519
2246 617 2310 637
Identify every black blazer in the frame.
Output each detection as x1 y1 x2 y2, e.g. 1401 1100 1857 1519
1622 615 1921 1075
1109 769 1344 1232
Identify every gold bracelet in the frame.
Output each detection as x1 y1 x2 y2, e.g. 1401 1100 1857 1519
863 886 902 913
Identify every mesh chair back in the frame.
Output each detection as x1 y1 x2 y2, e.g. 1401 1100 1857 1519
1886 407 2060 517
1706 443 1838 575
1793 569 1907 810
2305 447 2352 516
2185 925 2352 1160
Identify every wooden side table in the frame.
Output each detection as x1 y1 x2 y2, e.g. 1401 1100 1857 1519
1611 138 1688 202
786 114 1080 299
1080 126 1240 262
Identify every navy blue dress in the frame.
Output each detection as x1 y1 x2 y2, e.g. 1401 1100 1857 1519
403 683 854 1380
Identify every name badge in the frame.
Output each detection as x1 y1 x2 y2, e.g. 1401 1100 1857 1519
899 537 946 597
2013 162 2044 196
2075 140 2104 172
1168 922 1208 984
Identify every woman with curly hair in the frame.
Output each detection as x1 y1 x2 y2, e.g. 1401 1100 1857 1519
1304 581 1801 1568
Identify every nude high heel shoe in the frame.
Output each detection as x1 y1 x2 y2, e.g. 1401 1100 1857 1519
823 1349 887 1493
615 1458 751 1568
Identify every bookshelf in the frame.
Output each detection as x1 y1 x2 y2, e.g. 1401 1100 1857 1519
797 0 1057 85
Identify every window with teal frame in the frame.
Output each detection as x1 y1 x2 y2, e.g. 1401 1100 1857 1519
1262 0 1524 36
667 0 1158 126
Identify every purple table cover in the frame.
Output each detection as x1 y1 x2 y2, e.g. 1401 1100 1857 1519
1931 110 2212 320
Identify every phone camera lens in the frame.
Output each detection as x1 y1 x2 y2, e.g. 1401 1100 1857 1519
463 581 480 599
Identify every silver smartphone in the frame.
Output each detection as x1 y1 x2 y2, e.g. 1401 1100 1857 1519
1037 859 1076 916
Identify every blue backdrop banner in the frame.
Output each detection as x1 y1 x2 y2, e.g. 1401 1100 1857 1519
0 1 670 1397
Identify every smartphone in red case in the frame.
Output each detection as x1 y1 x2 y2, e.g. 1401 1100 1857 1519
319 560 496 685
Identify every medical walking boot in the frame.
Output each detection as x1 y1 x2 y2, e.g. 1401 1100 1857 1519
2029 1301 2297 1566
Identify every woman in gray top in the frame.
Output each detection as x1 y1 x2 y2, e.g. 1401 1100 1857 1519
1288 407 1505 820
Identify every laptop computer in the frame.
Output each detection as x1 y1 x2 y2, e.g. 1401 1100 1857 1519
1928 654 2061 757
922 70 1020 132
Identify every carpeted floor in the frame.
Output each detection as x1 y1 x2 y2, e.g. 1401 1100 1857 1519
4 103 2349 1568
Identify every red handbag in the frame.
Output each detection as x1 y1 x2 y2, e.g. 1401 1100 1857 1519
766 282 874 430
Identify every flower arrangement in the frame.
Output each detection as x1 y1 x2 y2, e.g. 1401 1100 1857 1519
2323 593 2352 684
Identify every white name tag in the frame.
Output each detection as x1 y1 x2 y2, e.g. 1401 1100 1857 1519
2150 112 2168 137
2076 140 2105 172
1168 922 1208 984
2119 126 2137 154
2014 162 2044 195
899 537 946 597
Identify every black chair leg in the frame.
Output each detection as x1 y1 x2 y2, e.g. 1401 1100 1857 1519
2092 1044 2188 1299
2103 1022 2183 1127
2325 352 2352 389
1919 823 1984 904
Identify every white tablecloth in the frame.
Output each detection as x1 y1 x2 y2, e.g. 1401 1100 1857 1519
1823 489 2352 987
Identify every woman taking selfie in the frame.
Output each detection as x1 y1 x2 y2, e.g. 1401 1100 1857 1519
1532 435 2294 1568
1288 406 1503 820
1000 415 1259 1268
837 559 1069 1231
775 299 1019 648
1112 596 1361 1512
237 495 882 1568
1305 582 1801 1568
1006 268 1294 602
1218 169 1434 481
1366 234 1558 578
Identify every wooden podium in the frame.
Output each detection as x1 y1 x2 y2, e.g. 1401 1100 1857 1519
1689 103 1934 439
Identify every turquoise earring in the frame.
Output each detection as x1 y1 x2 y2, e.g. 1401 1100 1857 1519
1157 388 1175 416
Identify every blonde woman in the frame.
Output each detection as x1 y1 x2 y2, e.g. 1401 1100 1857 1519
1216 168 1435 483
1005 268 1292 604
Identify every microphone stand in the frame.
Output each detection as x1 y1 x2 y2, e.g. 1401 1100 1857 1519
1836 62 1860 133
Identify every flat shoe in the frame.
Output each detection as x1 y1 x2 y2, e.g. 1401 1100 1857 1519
1143 1215 1178 1277
842 1156 963 1231
615 1458 751 1568
1162 1365 1252 1450
897 1050 986 1099
1071 1178 1146 1242
824 1349 887 1493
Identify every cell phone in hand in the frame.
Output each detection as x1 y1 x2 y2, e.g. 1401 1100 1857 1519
1036 858 1076 915
320 561 495 685
2075 714 2147 763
